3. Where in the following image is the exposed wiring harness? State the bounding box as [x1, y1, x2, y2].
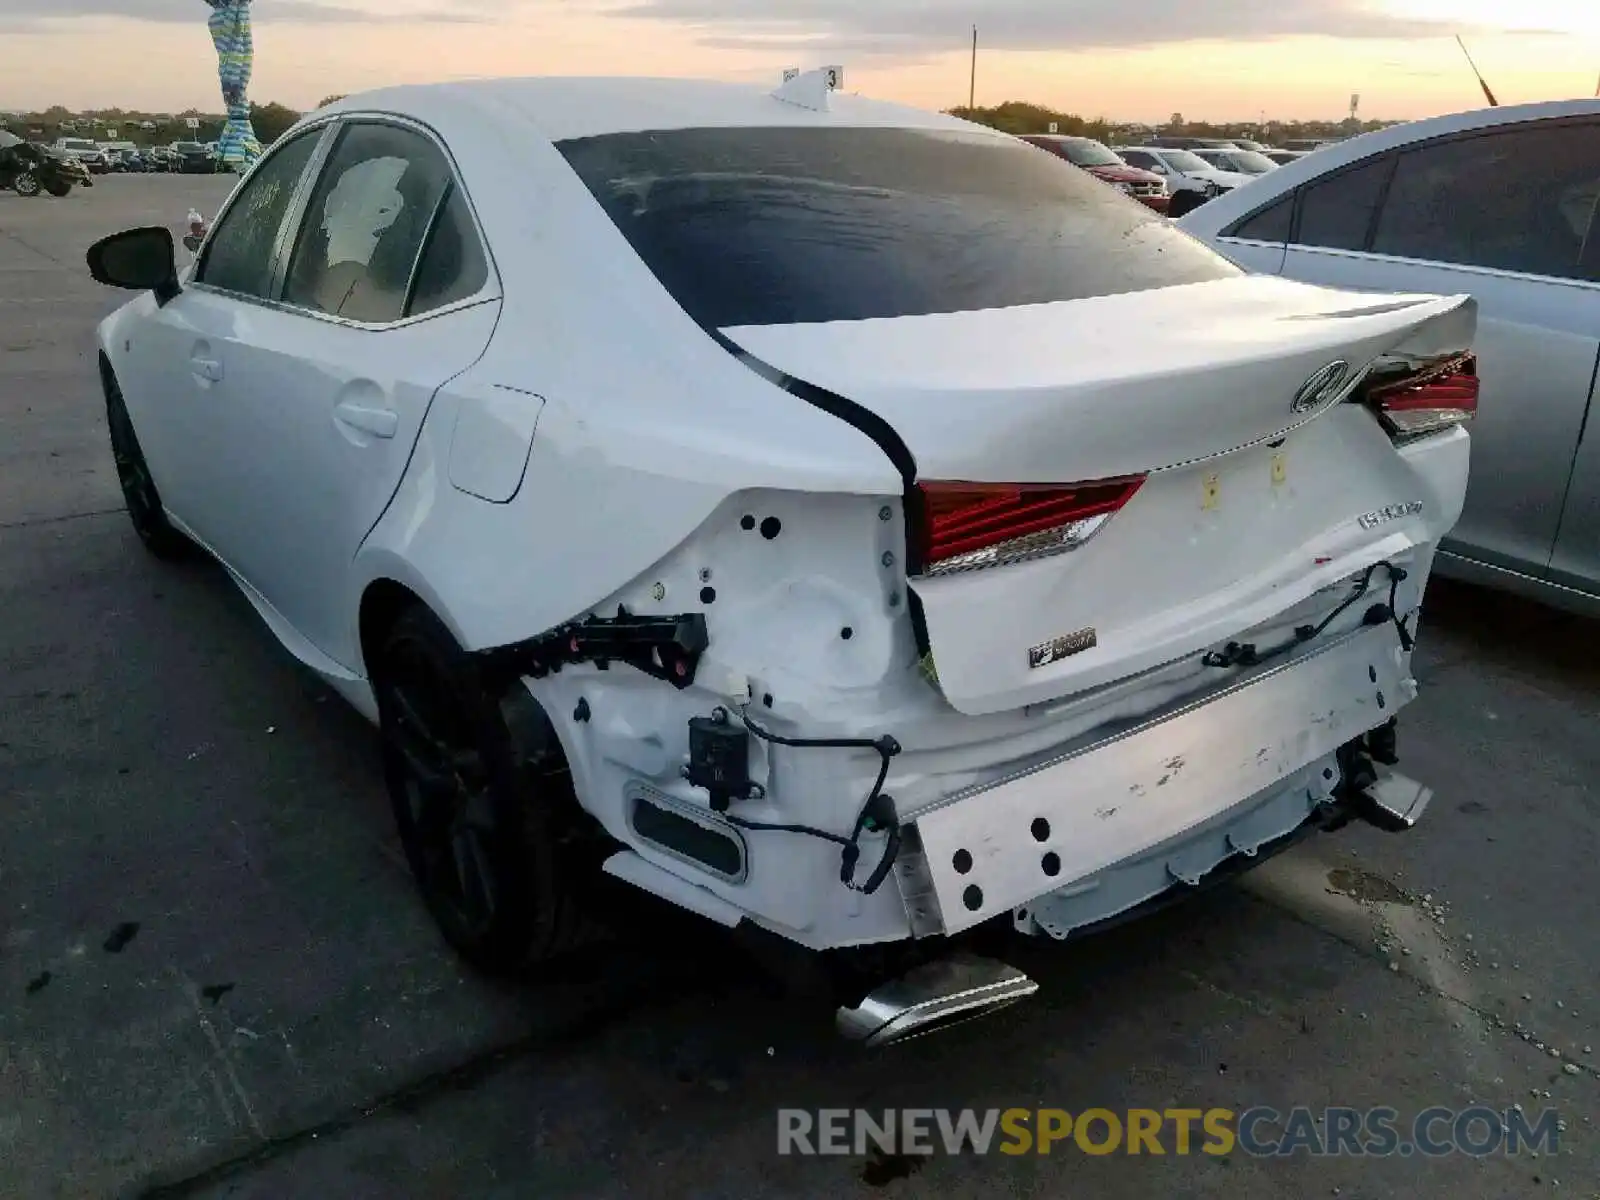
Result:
[1203, 560, 1416, 671]
[709, 707, 905, 896]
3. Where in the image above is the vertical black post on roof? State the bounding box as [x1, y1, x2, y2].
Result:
[969, 26, 977, 112]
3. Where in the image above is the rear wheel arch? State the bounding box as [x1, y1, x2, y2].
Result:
[359, 578, 427, 684]
[359, 579, 569, 770]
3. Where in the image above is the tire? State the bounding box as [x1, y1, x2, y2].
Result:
[104, 372, 192, 560]
[1167, 189, 1209, 219]
[44, 180, 71, 197]
[13, 170, 40, 197]
[374, 604, 591, 977]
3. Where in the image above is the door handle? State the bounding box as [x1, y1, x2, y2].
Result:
[333, 402, 398, 439]
[190, 357, 223, 382]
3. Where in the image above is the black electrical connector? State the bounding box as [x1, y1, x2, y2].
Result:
[681, 706, 905, 896]
[686, 710, 754, 813]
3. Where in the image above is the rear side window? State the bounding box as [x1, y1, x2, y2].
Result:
[408, 185, 490, 316]
[1371, 121, 1600, 280]
[557, 126, 1237, 329]
[283, 122, 455, 324]
[1228, 194, 1293, 243]
[1295, 155, 1395, 252]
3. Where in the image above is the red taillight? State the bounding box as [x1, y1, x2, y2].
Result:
[914, 477, 1145, 578]
[1364, 352, 1479, 440]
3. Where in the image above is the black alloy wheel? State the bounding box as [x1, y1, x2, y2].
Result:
[375, 605, 589, 977]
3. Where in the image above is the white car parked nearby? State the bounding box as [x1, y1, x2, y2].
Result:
[1115, 146, 1253, 197]
[1179, 99, 1600, 616]
[87, 73, 1475, 1045]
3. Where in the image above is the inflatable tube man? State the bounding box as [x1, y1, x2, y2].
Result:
[206, 0, 263, 172]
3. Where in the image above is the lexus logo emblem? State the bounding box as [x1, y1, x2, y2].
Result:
[1291, 360, 1351, 415]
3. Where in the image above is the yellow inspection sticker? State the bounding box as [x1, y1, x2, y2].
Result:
[1202, 473, 1221, 510]
[1271, 451, 1287, 486]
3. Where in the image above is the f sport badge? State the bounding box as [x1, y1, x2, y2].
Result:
[1029, 628, 1098, 669]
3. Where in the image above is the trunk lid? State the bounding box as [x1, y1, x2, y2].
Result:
[722, 275, 1472, 484]
[722, 275, 1476, 716]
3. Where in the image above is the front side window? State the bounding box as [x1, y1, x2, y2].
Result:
[1294, 155, 1395, 252]
[1371, 121, 1600, 280]
[196, 128, 321, 298]
[558, 126, 1237, 329]
[282, 122, 456, 323]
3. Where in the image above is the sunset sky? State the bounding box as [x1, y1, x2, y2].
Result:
[4, 0, 1600, 122]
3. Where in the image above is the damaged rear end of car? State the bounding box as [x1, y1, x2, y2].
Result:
[373, 102, 1478, 1044]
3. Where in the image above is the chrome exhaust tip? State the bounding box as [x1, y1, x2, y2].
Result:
[1350, 768, 1432, 833]
[836, 954, 1039, 1048]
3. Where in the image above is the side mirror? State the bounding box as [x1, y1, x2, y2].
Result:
[86, 226, 180, 306]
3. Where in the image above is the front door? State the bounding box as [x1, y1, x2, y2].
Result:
[120, 124, 329, 551]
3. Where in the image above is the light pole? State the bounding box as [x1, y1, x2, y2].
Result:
[969, 26, 977, 111]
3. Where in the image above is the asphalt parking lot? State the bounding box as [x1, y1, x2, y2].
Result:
[2, 174, 1598, 1200]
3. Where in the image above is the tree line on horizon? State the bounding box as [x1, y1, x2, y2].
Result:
[6, 96, 1397, 150]
[948, 100, 1401, 144]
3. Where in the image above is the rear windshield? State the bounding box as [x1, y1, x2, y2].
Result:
[557, 126, 1236, 329]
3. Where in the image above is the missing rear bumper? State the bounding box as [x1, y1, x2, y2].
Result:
[897, 622, 1413, 938]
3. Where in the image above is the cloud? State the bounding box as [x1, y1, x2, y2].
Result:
[0, 0, 489, 29]
[613, 0, 1488, 55]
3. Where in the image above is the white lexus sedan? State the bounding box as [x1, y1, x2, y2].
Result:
[88, 73, 1477, 1044]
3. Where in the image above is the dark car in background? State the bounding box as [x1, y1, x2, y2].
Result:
[172, 141, 218, 174]
[1020, 135, 1170, 212]
[0, 131, 93, 196]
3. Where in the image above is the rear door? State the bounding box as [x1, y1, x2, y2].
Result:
[188, 117, 500, 669]
[1550, 372, 1600, 596]
[1273, 120, 1600, 577]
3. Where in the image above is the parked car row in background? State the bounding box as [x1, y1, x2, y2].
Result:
[47, 136, 233, 174]
[1016, 131, 1330, 218]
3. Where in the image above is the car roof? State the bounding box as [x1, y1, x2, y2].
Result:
[1180, 98, 1600, 233]
[318, 76, 986, 143]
